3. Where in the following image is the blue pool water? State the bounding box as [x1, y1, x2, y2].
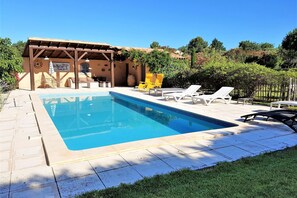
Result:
[41, 92, 236, 150]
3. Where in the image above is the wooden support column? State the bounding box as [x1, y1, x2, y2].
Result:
[29, 47, 35, 91]
[74, 50, 79, 89]
[110, 52, 115, 87]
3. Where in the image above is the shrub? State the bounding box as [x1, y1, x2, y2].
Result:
[0, 38, 23, 89]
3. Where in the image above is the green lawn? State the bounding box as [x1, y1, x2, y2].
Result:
[80, 146, 297, 198]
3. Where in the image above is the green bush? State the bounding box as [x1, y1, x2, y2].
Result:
[0, 38, 23, 89]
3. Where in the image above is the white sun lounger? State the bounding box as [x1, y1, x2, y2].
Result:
[163, 85, 201, 101]
[270, 101, 297, 110]
[149, 88, 185, 97]
[192, 86, 234, 105]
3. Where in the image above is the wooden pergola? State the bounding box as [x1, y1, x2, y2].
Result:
[22, 38, 117, 90]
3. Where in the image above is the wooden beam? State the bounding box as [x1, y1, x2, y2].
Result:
[111, 53, 115, 87]
[29, 47, 35, 91]
[78, 52, 87, 61]
[29, 45, 114, 53]
[56, 50, 64, 58]
[60, 72, 69, 81]
[74, 50, 79, 89]
[18, 72, 29, 82]
[101, 53, 110, 61]
[29, 45, 75, 51]
[33, 49, 45, 60]
[63, 50, 74, 60]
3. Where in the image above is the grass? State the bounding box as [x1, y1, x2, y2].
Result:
[79, 146, 297, 198]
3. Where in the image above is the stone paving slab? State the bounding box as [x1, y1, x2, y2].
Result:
[172, 141, 211, 154]
[98, 166, 143, 188]
[195, 138, 231, 149]
[147, 145, 185, 159]
[89, 155, 129, 173]
[273, 134, 297, 147]
[10, 166, 55, 192]
[57, 174, 105, 198]
[214, 146, 254, 161]
[13, 155, 46, 170]
[218, 135, 250, 146]
[9, 183, 60, 198]
[0, 172, 10, 194]
[0, 193, 8, 198]
[0, 160, 11, 173]
[162, 155, 206, 171]
[53, 161, 95, 182]
[132, 159, 174, 178]
[120, 150, 159, 165]
[254, 138, 288, 151]
[187, 150, 229, 167]
[234, 142, 272, 156]
[236, 129, 293, 141]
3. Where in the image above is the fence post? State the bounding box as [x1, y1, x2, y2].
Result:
[292, 78, 297, 101]
[288, 78, 292, 101]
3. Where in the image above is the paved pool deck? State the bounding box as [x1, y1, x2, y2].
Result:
[1, 87, 297, 198]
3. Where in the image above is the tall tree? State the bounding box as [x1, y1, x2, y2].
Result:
[280, 28, 297, 68]
[210, 38, 226, 51]
[188, 36, 208, 67]
[0, 38, 23, 89]
[188, 36, 208, 53]
[282, 28, 297, 51]
[150, 41, 160, 49]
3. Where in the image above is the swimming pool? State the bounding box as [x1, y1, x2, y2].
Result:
[41, 92, 236, 150]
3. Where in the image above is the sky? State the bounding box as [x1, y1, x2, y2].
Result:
[0, 0, 296, 50]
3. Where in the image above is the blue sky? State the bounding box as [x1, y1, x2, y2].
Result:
[0, 0, 296, 49]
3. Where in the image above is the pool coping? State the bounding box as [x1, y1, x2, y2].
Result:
[30, 92, 260, 166]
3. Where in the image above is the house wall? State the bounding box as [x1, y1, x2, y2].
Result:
[19, 58, 142, 89]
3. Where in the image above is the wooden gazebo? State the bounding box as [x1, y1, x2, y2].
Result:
[22, 38, 117, 90]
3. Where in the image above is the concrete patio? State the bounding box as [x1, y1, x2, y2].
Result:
[1, 87, 297, 198]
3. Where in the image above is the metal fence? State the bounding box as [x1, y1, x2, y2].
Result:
[253, 78, 297, 102]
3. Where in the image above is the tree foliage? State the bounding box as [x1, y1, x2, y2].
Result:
[210, 38, 226, 51]
[150, 41, 160, 49]
[145, 50, 171, 73]
[260, 42, 274, 50]
[12, 40, 26, 56]
[282, 28, 297, 51]
[239, 40, 274, 51]
[188, 36, 208, 52]
[239, 40, 261, 51]
[280, 28, 297, 68]
[0, 38, 23, 90]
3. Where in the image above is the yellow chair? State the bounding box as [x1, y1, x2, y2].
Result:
[145, 73, 164, 91]
[138, 73, 155, 90]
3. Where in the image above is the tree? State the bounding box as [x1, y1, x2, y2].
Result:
[260, 42, 274, 50]
[0, 38, 23, 90]
[188, 36, 208, 53]
[150, 41, 160, 49]
[280, 28, 297, 68]
[12, 40, 26, 56]
[239, 40, 260, 51]
[145, 50, 171, 73]
[282, 28, 297, 51]
[210, 38, 226, 51]
[190, 48, 196, 67]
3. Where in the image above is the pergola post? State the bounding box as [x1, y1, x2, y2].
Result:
[74, 50, 79, 89]
[110, 52, 115, 87]
[29, 47, 35, 91]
